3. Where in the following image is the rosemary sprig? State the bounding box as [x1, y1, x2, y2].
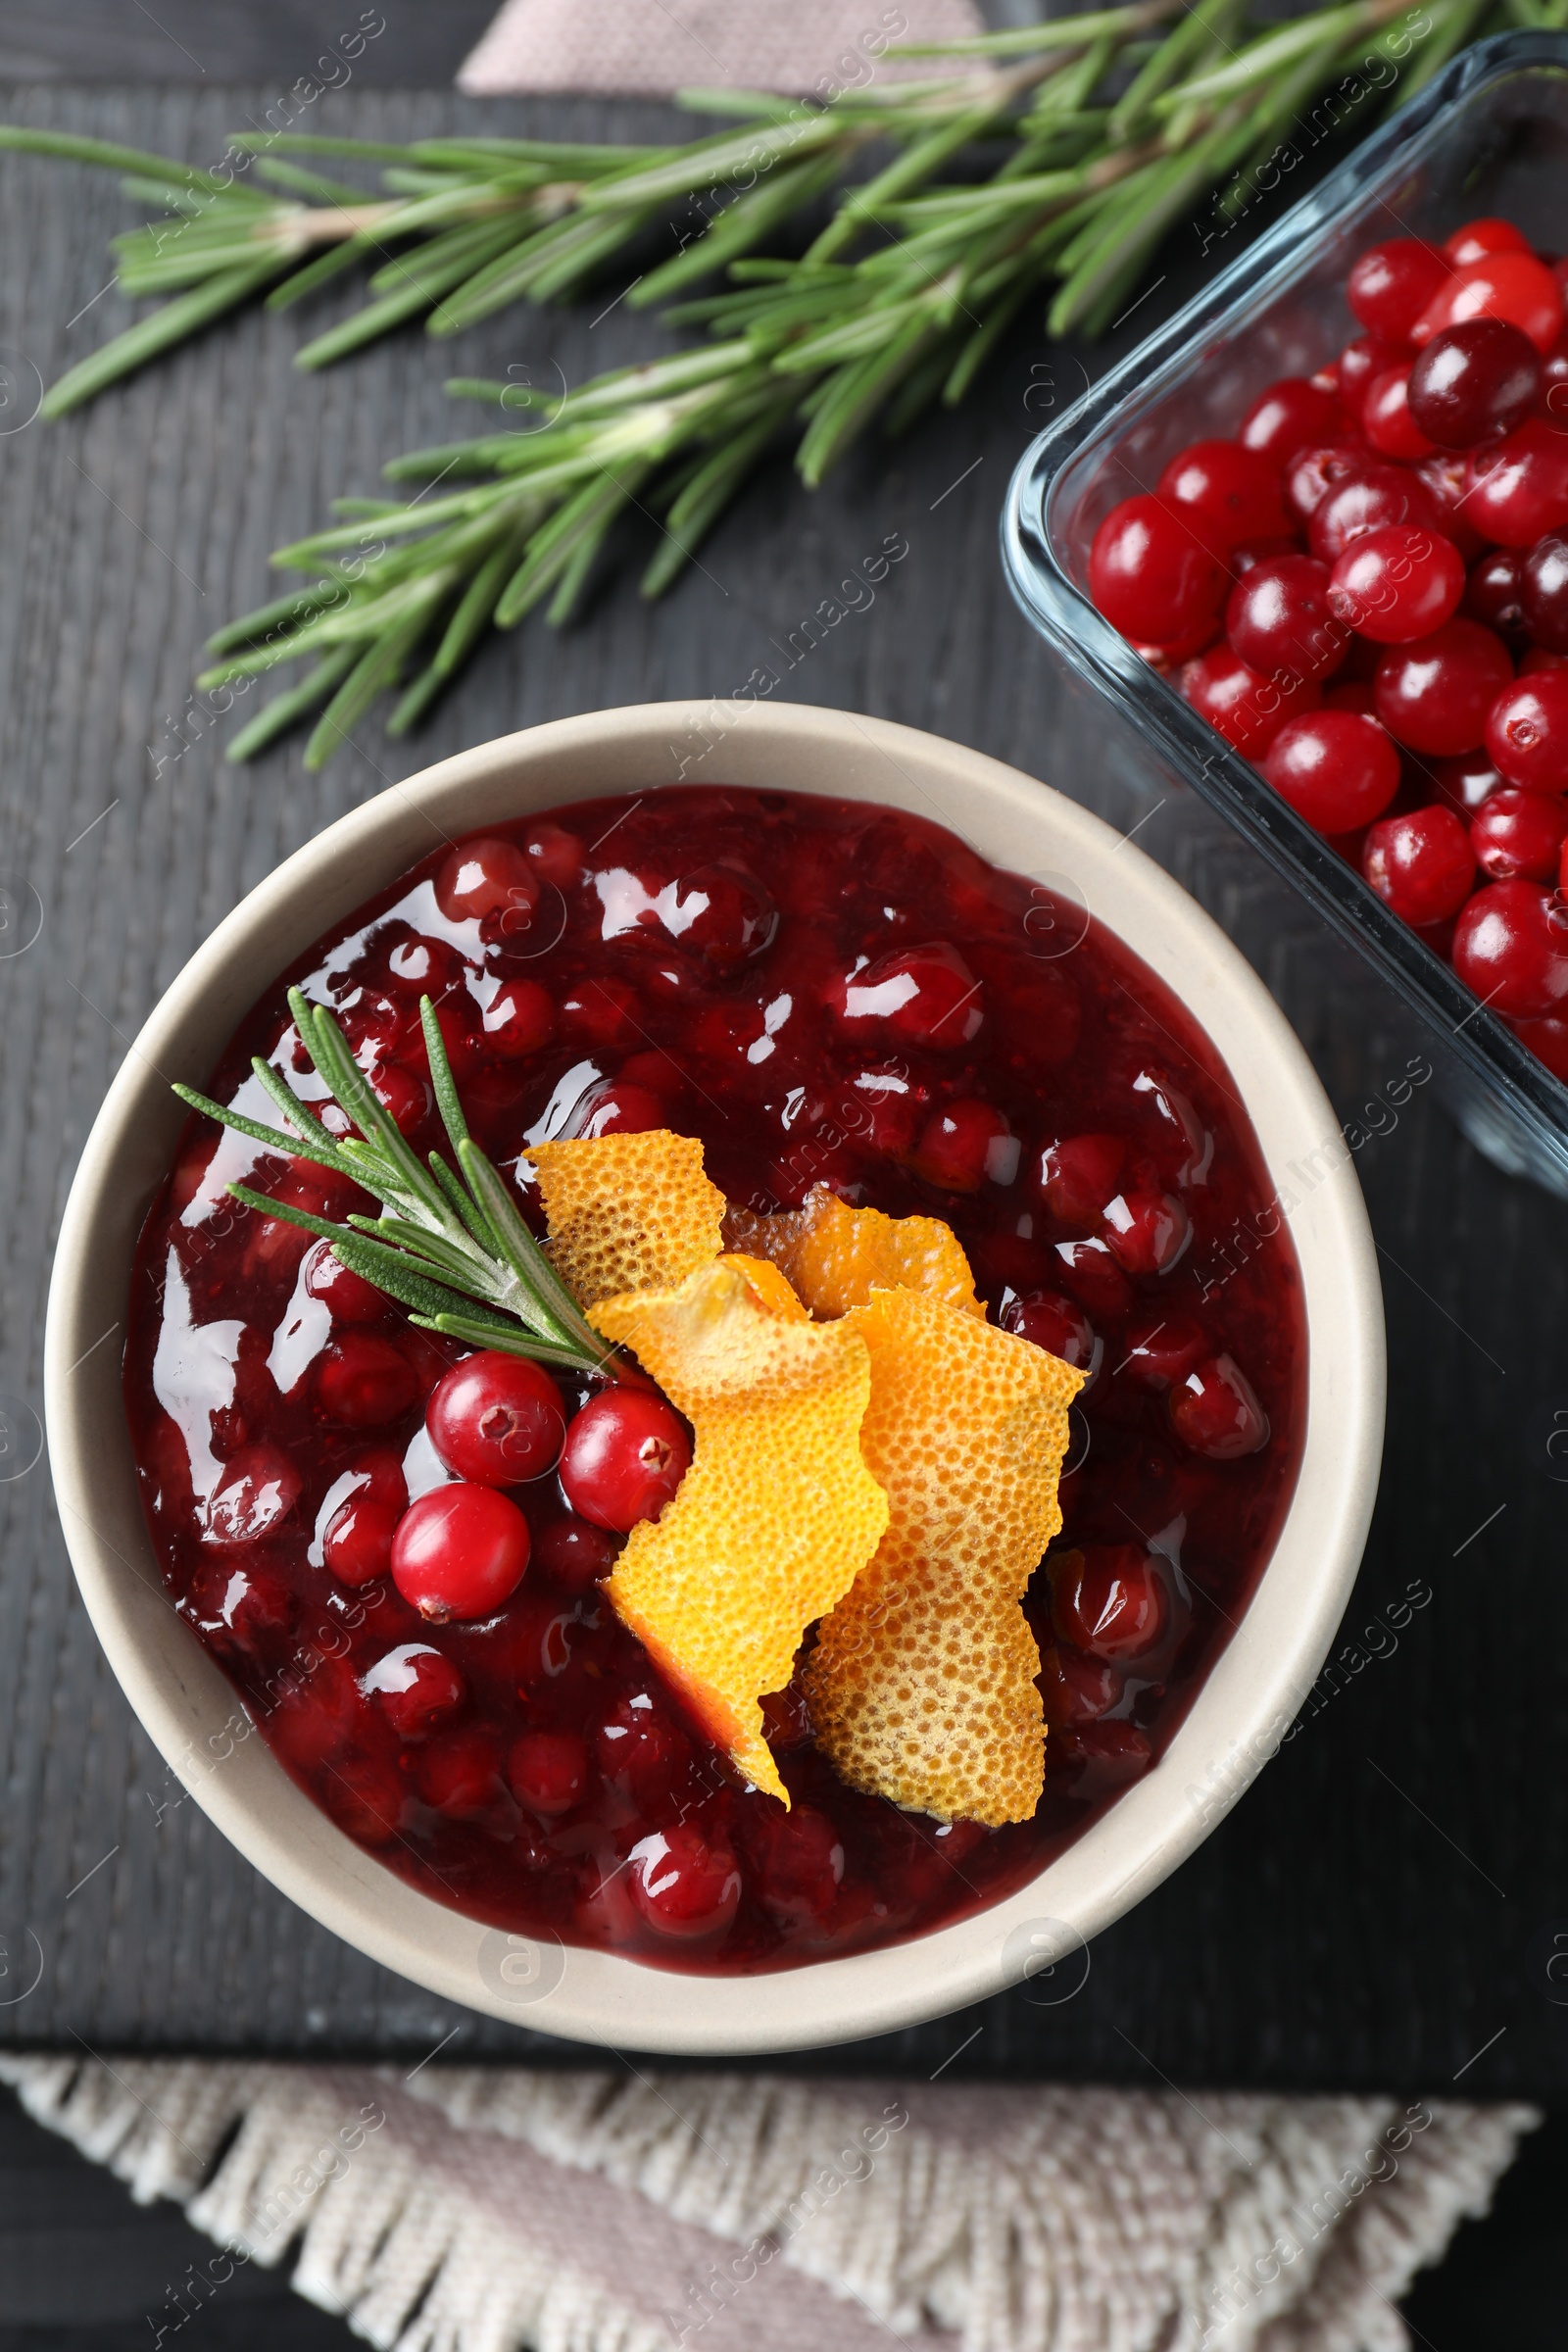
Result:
[202, 0, 1492, 765]
[172, 986, 617, 1379]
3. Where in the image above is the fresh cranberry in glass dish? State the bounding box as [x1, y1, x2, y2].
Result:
[1348, 239, 1451, 343]
[1453, 879, 1568, 1016]
[1514, 1008, 1568, 1078]
[1284, 437, 1370, 525]
[508, 1728, 590, 1816]
[1169, 1354, 1270, 1459]
[1487, 670, 1568, 790]
[560, 1389, 692, 1534]
[1337, 337, 1408, 413]
[1155, 440, 1291, 558]
[1049, 1543, 1171, 1667]
[1471, 787, 1568, 882]
[1520, 532, 1568, 651]
[391, 1483, 531, 1621]
[1431, 747, 1506, 816]
[531, 1513, 619, 1592]
[1261, 710, 1399, 832]
[1238, 376, 1344, 460]
[426, 1350, 564, 1486]
[1413, 251, 1565, 355]
[1225, 555, 1347, 682]
[1361, 366, 1436, 461]
[629, 1825, 743, 1941]
[1372, 619, 1514, 755]
[1523, 646, 1568, 674]
[126, 786, 1310, 1975]
[1363, 806, 1476, 924]
[836, 939, 983, 1048]
[1446, 216, 1534, 268]
[1088, 495, 1227, 650]
[1411, 449, 1488, 563]
[1463, 548, 1528, 642]
[362, 1644, 466, 1739]
[1465, 419, 1568, 546]
[1307, 463, 1444, 564]
[1406, 318, 1542, 449]
[1181, 643, 1320, 756]
[1327, 525, 1464, 643]
[434, 836, 539, 932]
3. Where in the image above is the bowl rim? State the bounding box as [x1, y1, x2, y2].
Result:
[44, 699, 1385, 2054]
[1001, 28, 1568, 1191]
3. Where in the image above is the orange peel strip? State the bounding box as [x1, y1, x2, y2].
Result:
[590, 1260, 889, 1804]
[723, 1185, 982, 1320]
[804, 1292, 1083, 1827]
[524, 1129, 725, 1309]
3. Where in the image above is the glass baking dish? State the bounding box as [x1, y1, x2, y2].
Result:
[1004, 30, 1568, 1196]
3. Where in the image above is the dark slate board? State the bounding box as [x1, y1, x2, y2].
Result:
[0, 82, 1562, 2100]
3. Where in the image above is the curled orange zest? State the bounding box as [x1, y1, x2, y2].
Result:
[590, 1259, 889, 1804]
[524, 1129, 725, 1308]
[723, 1185, 982, 1320]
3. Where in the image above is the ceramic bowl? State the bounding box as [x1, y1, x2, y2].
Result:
[45, 701, 1385, 2053]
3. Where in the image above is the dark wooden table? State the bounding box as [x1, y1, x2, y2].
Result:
[0, 19, 1563, 2122]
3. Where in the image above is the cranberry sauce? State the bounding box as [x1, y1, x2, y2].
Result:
[124, 787, 1306, 1974]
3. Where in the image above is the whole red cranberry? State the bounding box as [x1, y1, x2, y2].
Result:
[749, 1804, 845, 1926]
[1327, 526, 1465, 643]
[1412, 448, 1488, 561]
[1049, 1544, 1170, 1665]
[301, 1240, 388, 1326]
[531, 1513, 619, 1592]
[1102, 1184, 1189, 1276]
[1118, 1312, 1207, 1388]
[1486, 671, 1568, 790]
[1363, 807, 1476, 924]
[434, 837, 539, 929]
[1262, 710, 1400, 832]
[1169, 1354, 1271, 1458]
[322, 1488, 404, 1587]
[508, 1729, 590, 1815]
[314, 1333, 419, 1428]
[1348, 239, 1450, 343]
[1051, 1237, 1134, 1318]
[203, 1443, 301, 1546]
[1337, 337, 1408, 411]
[1520, 532, 1568, 651]
[1465, 418, 1568, 545]
[426, 1351, 564, 1486]
[1407, 317, 1543, 448]
[628, 1824, 741, 1940]
[560, 1389, 692, 1533]
[187, 1559, 295, 1654]
[1000, 1291, 1099, 1378]
[1512, 1010, 1568, 1078]
[417, 1724, 507, 1818]
[391, 1483, 531, 1621]
[1372, 618, 1514, 755]
[1284, 436, 1371, 524]
[1155, 439, 1291, 558]
[1452, 880, 1568, 1017]
[521, 820, 584, 888]
[662, 865, 778, 970]
[1413, 250, 1564, 355]
[1362, 365, 1436, 461]
[597, 1692, 691, 1806]
[1181, 642, 1321, 756]
[837, 941, 984, 1048]
[362, 1643, 466, 1739]
[1463, 548, 1528, 640]
[1038, 1644, 1125, 1728]
[1225, 555, 1348, 683]
[565, 1077, 668, 1139]
[1446, 217, 1533, 268]
[479, 977, 555, 1059]
[1088, 494, 1227, 647]
[911, 1100, 1014, 1192]
[1431, 747, 1506, 816]
[1238, 376, 1345, 460]
[1471, 787, 1568, 882]
[1039, 1133, 1124, 1227]
[1307, 464, 1444, 564]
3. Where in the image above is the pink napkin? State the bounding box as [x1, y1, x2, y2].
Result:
[457, 0, 987, 98]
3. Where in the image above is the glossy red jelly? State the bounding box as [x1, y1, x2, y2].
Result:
[125, 789, 1306, 1975]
